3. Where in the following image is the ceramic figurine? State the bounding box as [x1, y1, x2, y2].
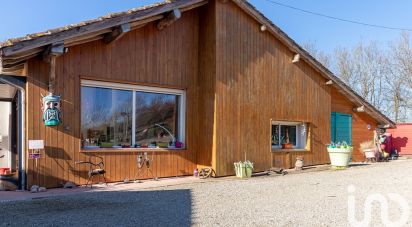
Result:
[41, 93, 61, 126]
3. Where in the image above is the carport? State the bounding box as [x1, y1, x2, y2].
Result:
[0, 75, 25, 190]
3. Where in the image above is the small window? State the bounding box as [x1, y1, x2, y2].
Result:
[272, 121, 307, 150]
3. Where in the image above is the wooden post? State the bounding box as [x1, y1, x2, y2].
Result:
[43, 43, 66, 94]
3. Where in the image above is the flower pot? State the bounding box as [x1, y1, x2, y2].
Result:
[234, 161, 253, 178]
[282, 143, 293, 149]
[327, 147, 352, 168]
[363, 149, 376, 159]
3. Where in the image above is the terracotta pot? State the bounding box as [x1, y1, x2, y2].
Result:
[282, 143, 293, 149]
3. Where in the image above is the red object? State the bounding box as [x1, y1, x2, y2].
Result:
[0, 168, 10, 175]
[384, 132, 392, 153]
[388, 124, 412, 155]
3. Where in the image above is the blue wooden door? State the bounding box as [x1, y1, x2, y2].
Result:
[331, 112, 352, 145]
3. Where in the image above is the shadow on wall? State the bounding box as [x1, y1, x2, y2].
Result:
[392, 137, 408, 154]
[0, 189, 193, 226]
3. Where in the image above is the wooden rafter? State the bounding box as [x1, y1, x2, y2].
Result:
[103, 23, 131, 44]
[157, 9, 182, 30]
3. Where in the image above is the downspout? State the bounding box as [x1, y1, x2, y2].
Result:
[17, 88, 25, 190]
[0, 75, 25, 190]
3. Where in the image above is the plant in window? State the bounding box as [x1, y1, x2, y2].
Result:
[281, 128, 293, 149]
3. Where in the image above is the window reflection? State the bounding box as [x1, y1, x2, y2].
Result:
[81, 87, 133, 148]
[135, 92, 178, 148]
[281, 125, 297, 146]
[272, 125, 280, 146]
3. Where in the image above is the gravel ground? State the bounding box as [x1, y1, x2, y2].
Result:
[1, 160, 412, 227]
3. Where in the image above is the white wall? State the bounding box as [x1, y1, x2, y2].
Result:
[0, 101, 11, 168]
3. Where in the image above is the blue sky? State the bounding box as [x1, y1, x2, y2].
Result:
[1, 0, 411, 55]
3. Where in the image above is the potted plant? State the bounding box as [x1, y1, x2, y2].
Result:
[360, 140, 377, 161]
[234, 160, 254, 178]
[281, 130, 293, 149]
[327, 142, 353, 168]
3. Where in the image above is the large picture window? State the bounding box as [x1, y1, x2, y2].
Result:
[272, 121, 307, 150]
[81, 80, 185, 149]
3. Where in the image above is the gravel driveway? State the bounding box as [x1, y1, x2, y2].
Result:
[1, 160, 412, 226]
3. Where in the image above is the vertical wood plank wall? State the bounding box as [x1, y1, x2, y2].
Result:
[26, 10, 200, 188]
[23, 1, 384, 187]
[196, 1, 217, 170]
[213, 1, 332, 174]
[331, 88, 378, 161]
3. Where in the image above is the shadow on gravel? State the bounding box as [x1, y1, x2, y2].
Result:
[0, 189, 192, 227]
[349, 163, 371, 167]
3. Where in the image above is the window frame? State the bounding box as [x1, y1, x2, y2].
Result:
[81, 80, 186, 149]
[271, 121, 307, 151]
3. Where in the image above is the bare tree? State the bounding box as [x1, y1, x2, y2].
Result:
[387, 32, 412, 122]
[334, 47, 356, 88]
[302, 41, 331, 69]
[301, 34, 412, 122]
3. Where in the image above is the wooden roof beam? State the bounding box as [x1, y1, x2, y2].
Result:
[43, 42, 67, 63]
[292, 53, 300, 63]
[353, 106, 365, 113]
[157, 9, 181, 30]
[103, 23, 131, 44]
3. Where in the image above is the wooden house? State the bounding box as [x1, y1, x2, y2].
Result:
[0, 0, 394, 189]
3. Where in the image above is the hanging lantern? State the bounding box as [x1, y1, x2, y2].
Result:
[41, 93, 61, 126]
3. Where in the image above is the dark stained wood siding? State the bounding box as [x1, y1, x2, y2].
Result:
[26, 10, 200, 188]
[331, 88, 378, 162]
[213, 1, 331, 174]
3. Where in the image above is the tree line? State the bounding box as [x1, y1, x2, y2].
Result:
[303, 32, 412, 123]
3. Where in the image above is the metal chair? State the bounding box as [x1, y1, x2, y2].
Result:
[75, 155, 108, 188]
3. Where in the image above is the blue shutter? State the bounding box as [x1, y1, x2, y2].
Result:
[331, 112, 352, 145]
[331, 112, 336, 143]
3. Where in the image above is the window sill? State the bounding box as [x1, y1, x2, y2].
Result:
[272, 148, 308, 153]
[80, 148, 187, 153]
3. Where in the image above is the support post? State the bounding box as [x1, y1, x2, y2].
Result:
[43, 43, 66, 94]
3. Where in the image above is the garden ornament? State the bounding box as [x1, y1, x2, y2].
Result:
[41, 93, 61, 126]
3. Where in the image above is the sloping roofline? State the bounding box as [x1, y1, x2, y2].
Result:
[231, 0, 395, 128]
[0, 0, 395, 127]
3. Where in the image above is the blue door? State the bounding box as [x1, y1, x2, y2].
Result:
[331, 112, 352, 145]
